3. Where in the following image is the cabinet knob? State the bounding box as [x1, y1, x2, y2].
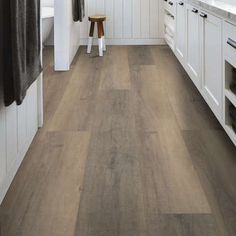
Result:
[192, 8, 198, 13]
[164, 0, 167, 2]
[200, 12, 207, 18]
[168, 1, 174, 5]
[179, 2, 184, 5]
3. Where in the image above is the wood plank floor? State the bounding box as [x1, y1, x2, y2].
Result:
[0, 46, 236, 236]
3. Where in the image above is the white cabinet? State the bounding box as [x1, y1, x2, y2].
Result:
[175, 1, 186, 64]
[186, 4, 201, 88]
[200, 12, 223, 118]
[174, 2, 236, 145]
[185, 6, 223, 117]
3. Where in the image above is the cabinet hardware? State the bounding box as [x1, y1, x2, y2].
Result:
[179, 2, 184, 5]
[164, 0, 167, 2]
[168, 1, 174, 5]
[200, 13, 207, 18]
[227, 38, 236, 50]
[192, 8, 198, 13]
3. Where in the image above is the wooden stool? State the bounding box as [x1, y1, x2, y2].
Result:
[87, 15, 106, 57]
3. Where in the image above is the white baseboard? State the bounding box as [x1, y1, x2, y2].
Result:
[80, 38, 166, 46]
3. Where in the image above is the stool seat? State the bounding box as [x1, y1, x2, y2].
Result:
[89, 15, 106, 22]
[87, 15, 106, 57]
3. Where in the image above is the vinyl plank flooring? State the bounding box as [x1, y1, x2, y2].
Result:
[130, 65, 177, 132]
[75, 164, 146, 234]
[1, 46, 236, 236]
[157, 214, 221, 236]
[1, 131, 90, 236]
[128, 45, 155, 66]
[99, 46, 131, 90]
[48, 50, 102, 132]
[182, 130, 236, 236]
[151, 46, 201, 102]
[74, 88, 147, 234]
[137, 130, 211, 214]
[42, 46, 54, 70]
[151, 46, 221, 130]
[169, 95, 221, 130]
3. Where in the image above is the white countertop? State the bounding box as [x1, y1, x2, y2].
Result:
[186, 0, 236, 23]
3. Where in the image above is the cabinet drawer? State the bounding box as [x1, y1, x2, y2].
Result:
[163, 0, 175, 16]
[224, 21, 236, 67]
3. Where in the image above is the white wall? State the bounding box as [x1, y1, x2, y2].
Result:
[54, 0, 80, 71]
[41, 0, 54, 7]
[80, 0, 165, 45]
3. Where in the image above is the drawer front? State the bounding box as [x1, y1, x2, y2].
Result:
[163, 0, 175, 16]
[224, 21, 236, 67]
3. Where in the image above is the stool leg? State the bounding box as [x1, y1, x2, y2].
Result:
[97, 22, 103, 57]
[101, 23, 106, 51]
[87, 22, 95, 54]
[87, 37, 93, 54]
[102, 37, 106, 52]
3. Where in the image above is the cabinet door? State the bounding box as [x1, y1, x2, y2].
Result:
[175, 1, 186, 64]
[186, 4, 201, 88]
[200, 12, 223, 118]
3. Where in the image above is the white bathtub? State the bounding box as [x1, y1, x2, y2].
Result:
[42, 7, 54, 43]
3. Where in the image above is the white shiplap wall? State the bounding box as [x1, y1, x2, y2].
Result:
[80, 0, 165, 45]
[54, 0, 81, 70]
[0, 79, 40, 204]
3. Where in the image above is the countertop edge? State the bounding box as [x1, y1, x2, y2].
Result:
[185, 0, 236, 23]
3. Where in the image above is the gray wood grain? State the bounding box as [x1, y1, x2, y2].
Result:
[0, 46, 235, 236]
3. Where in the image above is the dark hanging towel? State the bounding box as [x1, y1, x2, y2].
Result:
[0, 0, 4, 99]
[2, 0, 42, 106]
[72, 0, 85, 22]
[1, 0, 14, 105]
